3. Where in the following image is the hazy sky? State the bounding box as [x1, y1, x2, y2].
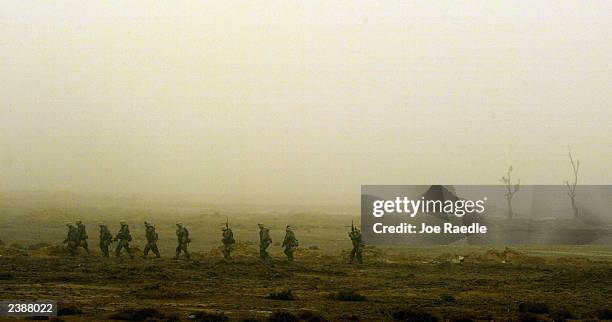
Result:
[1, 1, 610, 205]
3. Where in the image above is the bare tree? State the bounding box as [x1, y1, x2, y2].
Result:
[501, 166, 520, 219]
[565, 150, 580, 219]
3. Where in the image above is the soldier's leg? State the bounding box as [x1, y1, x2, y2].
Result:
[263, 247, 271, 262]
[356, 248, 363, 264]
[102, 244, 109, 257]
[286, 249, 294, 262]
[152, 244, 160, 258]
[350, 247, 356, 263]
[143, 243, 150, 257]
[125, 243, 133, 259]
[174, 244, 181, 259]
[183, 243, 190, 259]
[115, 241, 123, 257]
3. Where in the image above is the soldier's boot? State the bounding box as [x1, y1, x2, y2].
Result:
[126, 246, 134, 259]
[153, 247, 161, 258]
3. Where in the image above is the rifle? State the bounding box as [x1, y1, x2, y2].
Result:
[351, 220, 355, 233]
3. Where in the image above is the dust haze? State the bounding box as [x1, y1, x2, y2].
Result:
[1, 1, 611, 206]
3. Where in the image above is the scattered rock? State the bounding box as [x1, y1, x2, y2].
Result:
[188, 310, 229, 322]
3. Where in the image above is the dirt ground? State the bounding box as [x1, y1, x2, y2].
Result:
[1, 203, 611, 321]
[1, 242, 611, 322]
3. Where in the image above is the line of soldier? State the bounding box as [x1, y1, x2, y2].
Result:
[64, 220, 365, 264]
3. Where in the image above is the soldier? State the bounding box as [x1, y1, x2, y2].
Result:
[258, 223, 272, 262]
[348, 221, 364, 264]
[114, 220, 134, 258]
[221, 219, 235, 259]
[63, 223, 78, 256]
[281, 225, 299, 262]
[143, 221, 161, 258]
[75, 220, 90, 255]
[174, 223, 191, 260]
[98, 223, 113, 257]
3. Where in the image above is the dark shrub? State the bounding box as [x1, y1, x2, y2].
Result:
[299, 310, 328, 322]
[328, 290, 367, 302]
[518, 302, 549, 314]
[439, 293, 456, 302]
[517, 313, 546, 322]
[189, 311, 229, 322]
[597, 308, 612, 319]
[109, 308, 164, 321]
[391, 308, 438, 322]
[0, 272, 14, 280]
[550, 307, 574, 321]
[57, 303, 82, 316]
[268, 311, 299, 322]
[267, 289, 295, 300]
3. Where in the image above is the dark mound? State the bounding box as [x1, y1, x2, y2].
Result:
[109, 308, 164, 321]
[328, 290, 367, 302]
[268, 311, 298, 322]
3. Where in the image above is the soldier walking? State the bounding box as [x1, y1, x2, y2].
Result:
[258, 223, 272, 262]
[63, 223, 78, 256]
[282, 225, 299, 262]
[143, 222, 161, 258]
[114, 220, 134, 258]
[174, 223, 191, 260]
[221, 219, 235, 259]
[98, 223, 113, 257]
[348, 221, 364, 264]
[75, 220, 90, 255]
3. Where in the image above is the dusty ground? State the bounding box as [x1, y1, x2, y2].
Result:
[1, 201, 611, 321]
[1, 243, 611, 322]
